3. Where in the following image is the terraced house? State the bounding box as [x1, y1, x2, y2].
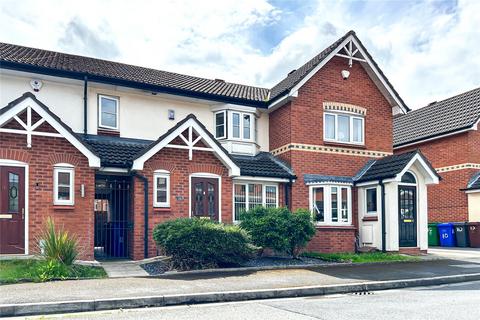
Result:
[0, 31, 439, 261]
[394, 88, 480, 223]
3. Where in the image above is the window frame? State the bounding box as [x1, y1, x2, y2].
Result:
[98, 94, 120, 130]
[214, 110, 227, 139]
[53, 164, 74, 206]
[323, 112, 364, 145]
[233, 182, 278, 222]
[153, 170, 171, 208]
[365, 187, 378, 215]
[309, 184, 352, 226]
[229, 111, 255, 142]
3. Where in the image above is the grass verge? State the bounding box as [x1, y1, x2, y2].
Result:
[0, 259, 106, 284]
[301, 252, 420, 263]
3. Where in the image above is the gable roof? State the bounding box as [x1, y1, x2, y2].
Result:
[394, 87, 480, 148]
[0, 42, 269, 107]
[355, 150, 440, 184]
[1, 30, 407, 111]
[269, 31, 409, 113]
[0, 92, 101, 167]
[232, 152, 295, 179]
[464, 171, 480, 191]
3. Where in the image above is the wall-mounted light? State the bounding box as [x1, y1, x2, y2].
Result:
[80, 184, 85, 198]
[341, 70, 350, 80]
[168, 109, 175, 120]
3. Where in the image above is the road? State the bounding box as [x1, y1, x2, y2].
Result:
[15, 280, 480, 320]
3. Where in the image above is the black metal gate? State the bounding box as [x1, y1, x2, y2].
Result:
[94, 175, 133, 259]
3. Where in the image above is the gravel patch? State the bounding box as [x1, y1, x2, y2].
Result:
[141, 256, 330, 275]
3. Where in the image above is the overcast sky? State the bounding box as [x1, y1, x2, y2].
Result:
[1, 0, 479, 109]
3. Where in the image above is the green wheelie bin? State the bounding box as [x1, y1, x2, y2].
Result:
[428, 223, 440, 246]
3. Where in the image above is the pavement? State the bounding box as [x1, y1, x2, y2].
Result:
[100, 260, 148, 278]
[1, 247, 480, 317]
[15, 280, 480, 320]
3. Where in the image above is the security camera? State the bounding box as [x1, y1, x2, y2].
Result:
[341, 70, 350, 80]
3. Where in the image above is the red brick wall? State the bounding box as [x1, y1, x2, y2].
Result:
[269, 57, 394, 252]
[131, 147, 234, 260]
[395, 131, 476, 222]
[0, 133, 95, 260]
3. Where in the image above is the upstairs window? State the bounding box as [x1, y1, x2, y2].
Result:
[98, 95, 119, 130]
[53, 164, 74, 205]
[214, 110, 255, 141]
[324, 112, 364, 145]
[310, 185, 351, 225]
[215, 111, 226, 139]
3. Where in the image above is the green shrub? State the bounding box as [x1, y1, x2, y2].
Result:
[153, 218, 253, 270]
[36, 259, 69, 282]
[240, 207, 315, 258]
[38, 217, 79, 266]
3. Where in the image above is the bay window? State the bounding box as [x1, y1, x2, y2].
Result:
[234, 183, 278, 221]
[324, 112, 364, 144]
[310, 185, 351, 225]
[213, 110, 255, 141]
[215, 111, 226, 139]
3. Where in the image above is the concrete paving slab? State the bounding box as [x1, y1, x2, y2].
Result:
[100, 260, 149, 278]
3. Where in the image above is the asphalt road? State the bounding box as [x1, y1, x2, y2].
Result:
[15, 280, 480, 320]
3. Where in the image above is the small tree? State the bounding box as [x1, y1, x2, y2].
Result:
[240, 207, 315, 258]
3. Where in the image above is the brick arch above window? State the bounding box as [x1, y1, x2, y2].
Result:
[48, 153, 80, 167]
[0, 149, 32, 163]
[323, 102, 367, 116]
[145, 160, 176, 173]
[188, 163, 226, 176]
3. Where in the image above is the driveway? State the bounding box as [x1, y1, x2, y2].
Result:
[428, 247, 480, 262]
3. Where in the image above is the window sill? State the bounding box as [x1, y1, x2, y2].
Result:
[362, 215, 378, 221]
[323, 141, 366, 149]
[153, 207, 171, 213]
[314, 225, 356, 230]
[53, 205, 75, 211]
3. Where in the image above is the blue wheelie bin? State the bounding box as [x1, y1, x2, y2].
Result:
[438, 223, 456, 247]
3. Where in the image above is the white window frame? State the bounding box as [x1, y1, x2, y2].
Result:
[229, 111, 255, 142]
[309, 184, 352, 226]
[323, 112, 364, 145]
[53, 163, 74, 206]
[365, 187, 378, 215]
[233, 182, 278, 222]
[98, 94, 119, 130]
[153, 170, 170, 208]
[214, 110, 227, 139]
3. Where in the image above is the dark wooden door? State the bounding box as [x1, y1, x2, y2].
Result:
[191, 177, 219, 221]
[398, 185, 417, 247]
[0, 166, 25, 254]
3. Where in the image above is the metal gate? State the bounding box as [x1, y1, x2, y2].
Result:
[94, 175, 133, 259]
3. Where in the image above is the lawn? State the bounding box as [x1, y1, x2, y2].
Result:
[301, 252, 420, 263]
[0, 259, 106, 284]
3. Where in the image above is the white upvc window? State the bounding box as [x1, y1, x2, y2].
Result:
[233, 183, 278, 221]
[153, 170, 170, 208]
[230, 111, 254, 141]
[98, 95, 119, 130]
[324, 112, 364, 145]
[365, 187, 378, 215]
[53, 164, 74, 206]
[214, 111, 226, 139]
[309, 185, 352, 225]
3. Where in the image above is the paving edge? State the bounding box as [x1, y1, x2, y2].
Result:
[2, 273, 480, 317]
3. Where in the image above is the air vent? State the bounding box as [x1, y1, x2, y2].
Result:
[288, 69, 297, 76]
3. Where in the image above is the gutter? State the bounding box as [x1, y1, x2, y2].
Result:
[132, 172, 149, 259]
[380, 180, 386, 252]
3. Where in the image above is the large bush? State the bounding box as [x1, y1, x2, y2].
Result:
[240, 207, 315, 258]
[38, 217, 79, 266]
[153, 218, 253, 270]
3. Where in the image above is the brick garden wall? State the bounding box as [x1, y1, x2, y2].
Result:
[0, 132, 95, 260]
[270, 56, 394, 252]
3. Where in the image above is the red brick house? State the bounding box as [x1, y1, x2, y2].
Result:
[394, 88, 480, 223]
[0, 31, 439, 261]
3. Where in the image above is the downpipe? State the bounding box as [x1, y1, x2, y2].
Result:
[133, 172, 149, 259]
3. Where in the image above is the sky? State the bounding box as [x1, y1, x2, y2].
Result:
[1, 0, 479, 109]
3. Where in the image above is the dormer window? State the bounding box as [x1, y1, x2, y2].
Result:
[324, 112, 364, 145]
[98, 95, 119, 130]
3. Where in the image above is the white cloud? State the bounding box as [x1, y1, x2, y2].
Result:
[1, 0, 479, 108]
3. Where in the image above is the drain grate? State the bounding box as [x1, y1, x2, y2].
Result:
[350, 291, 374, 295]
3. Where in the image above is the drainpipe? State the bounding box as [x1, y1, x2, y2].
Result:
[83, 76, 88, 135]
[133, 173, 149, 259]
[284, 180, 291, 209]
[380, 181, 386, 252]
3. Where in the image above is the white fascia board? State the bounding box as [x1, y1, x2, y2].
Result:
[211, 104, 261, 116]
[0, 97, 101, 167]
[131, 118, 241, 176]
[394, 154, 440, 185]
[465, 189, 480, 194]
[355, 181, 380, 187]
[393, 127, 475, 150]
[233, 176, 290, 183]
[99, 167, 130, 173]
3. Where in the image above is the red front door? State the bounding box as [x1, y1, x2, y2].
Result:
[191, 177, 219, 221]
[0, 166, 25, 254]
